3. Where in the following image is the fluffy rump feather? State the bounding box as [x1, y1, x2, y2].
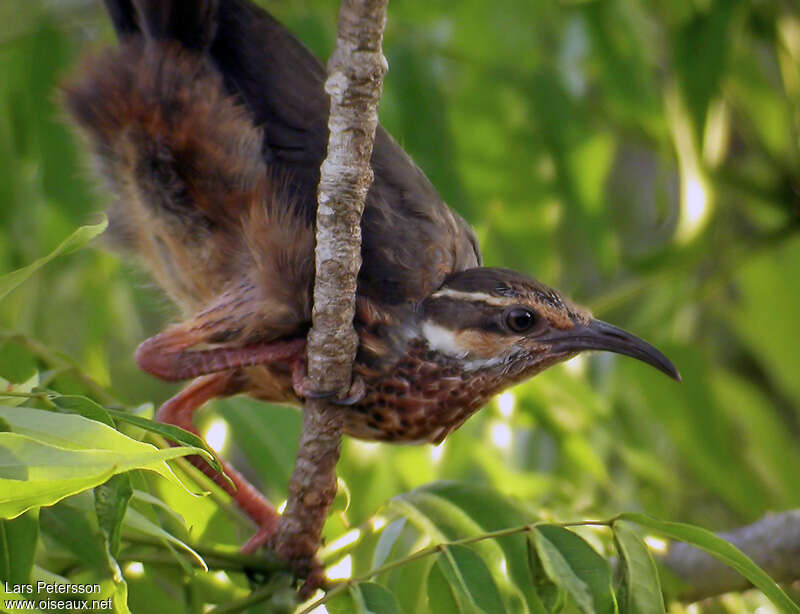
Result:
[63, 40, 313, 341]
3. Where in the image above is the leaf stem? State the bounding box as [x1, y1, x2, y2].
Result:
[298, 518, 615, 613]
[205, 573, 295, 614]
[120, 533, 287, 574]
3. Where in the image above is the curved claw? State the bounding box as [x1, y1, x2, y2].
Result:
[304, 376, 366, 406]
[331, 375, 366, 406]
[303, 388, 337, 400]
[292, 362, 366, 406]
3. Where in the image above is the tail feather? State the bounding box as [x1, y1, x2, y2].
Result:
[64, 41, 264, 230]
[63, 41, 313, 331]
[103, 0, 219, 51]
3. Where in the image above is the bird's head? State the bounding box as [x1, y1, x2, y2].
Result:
[417, 267, 680, 382]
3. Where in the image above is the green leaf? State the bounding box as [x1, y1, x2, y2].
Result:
[391, 482, 539, 613]
[671, 0, 741, 142]
[105, 408, 225, 475]
[0, 433, 202, 519]
[619, 513, 799, 613]
[428, 553, 464, 613]
[123, 507, 207, 571]
[430, 544, 506, 613]
[0, 509, 39, 584]
[46, 395, 226, 478]
[532, 526, 617, 614]
[103, 546, 130, 614]
[40, 496, 109, 567]
[386, 547, 437, 614]
[372, 517, 406, 570]
[356, 582, 403, 614]
[612, 521, 665, 614]
[130, 489, 189, 528]
[52, 394, 114, 427]
[39, 496, 130, 614]
[0, 406, 209, 471]
[327, 582, 403, 614]
[527, 535, 565, 613]
[0, 407, 208, 517]
[0, 217, 107, 302]
[94, 473, 133, 557]
[532, 530, 593, 613]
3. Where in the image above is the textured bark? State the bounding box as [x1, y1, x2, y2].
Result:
[307, 0, 389, 393]
[661, 510, 800, 602]
[272, 397, 345, 573]
[273, 0, 389, 576]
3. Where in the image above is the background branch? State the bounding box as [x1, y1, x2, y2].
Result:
[272, 0, 389, 579]
[661, 510, 800, 602]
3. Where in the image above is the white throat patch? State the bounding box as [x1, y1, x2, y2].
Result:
[421, 321, 468, 358]
[420, 320, 509, 372]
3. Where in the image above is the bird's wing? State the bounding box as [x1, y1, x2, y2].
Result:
[102, 0, 481, 304]
[64, 38, 314, 342]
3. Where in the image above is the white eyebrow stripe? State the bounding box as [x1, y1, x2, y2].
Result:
[429, 289, 513, 306]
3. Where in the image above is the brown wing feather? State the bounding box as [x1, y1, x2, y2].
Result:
[64, 41, 313, 341]
[102, 0, 481, 305]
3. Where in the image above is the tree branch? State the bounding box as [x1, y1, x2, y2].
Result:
[661, 510, 800, 602]
[272, 0, 389, 582]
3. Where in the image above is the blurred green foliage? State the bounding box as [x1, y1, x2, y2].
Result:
[0, 0, 798, 612]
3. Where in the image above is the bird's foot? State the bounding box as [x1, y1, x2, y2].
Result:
[291, 361, 366, 406]
[241, 529, 327, 598]
[137, 327, 306, 382]
[298, 559, 328, 599]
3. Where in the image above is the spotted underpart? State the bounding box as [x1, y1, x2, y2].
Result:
[343, 340, 573, 443]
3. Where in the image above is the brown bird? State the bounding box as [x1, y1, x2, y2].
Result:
[65, 0, 679, 554]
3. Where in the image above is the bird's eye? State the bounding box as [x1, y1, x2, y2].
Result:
[505, 308, 537, 333]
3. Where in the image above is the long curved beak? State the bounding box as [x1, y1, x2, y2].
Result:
[544, 319, 681, 382]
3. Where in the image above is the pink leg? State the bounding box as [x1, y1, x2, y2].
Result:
[136, 328, 305, 382]
[156, 373, 279, 550]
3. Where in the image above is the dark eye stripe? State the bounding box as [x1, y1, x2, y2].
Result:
[422, 297, 536, 336]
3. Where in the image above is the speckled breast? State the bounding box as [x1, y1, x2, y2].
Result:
[343, 342, 511, 444]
